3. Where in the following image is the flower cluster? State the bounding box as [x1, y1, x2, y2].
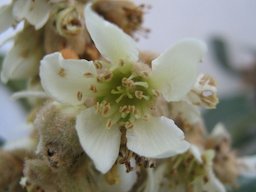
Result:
[39, 4, 208, 173]
[0, 1, 255, 192]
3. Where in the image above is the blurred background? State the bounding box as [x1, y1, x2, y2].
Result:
[0, 0, 256, 191]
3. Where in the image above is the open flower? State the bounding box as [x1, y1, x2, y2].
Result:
[39, 4, 206, 173]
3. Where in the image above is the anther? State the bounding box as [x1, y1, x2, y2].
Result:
[102, 102, 111, 115]
[84, 72, 94, 78]
[90, 85, 97, 93]
[106, 119, 113, 128]
[135, 91, 149, 100]
[125, 121, 134, 129]
[122, 77, 134, 88]
[103, 72, 113, 81]
[97, 72, 113, 82]
[94, 61, 103, 69]
[77, 91, 83, 101]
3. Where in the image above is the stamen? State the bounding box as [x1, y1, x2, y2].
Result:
[127, 73, 136, 80]
[90, 85, 97, 93]
[120, 105, 136, 114]
[115, 93, 126, 103]
[94, 61, 103, 69]
[135, 91, 149, 100]
[106, 119, 113, 129]
[122, 77, 134, 88]
[102, 102, 111, 115]
[134, 81, 148, 88]
[119, 105, 128, 113]
[124, 121, 134, 129]
[103, 72, 113, 81]
[97, 72, 113, 82]
[126, 92, 133, 99]
[111, 87, 124, 94]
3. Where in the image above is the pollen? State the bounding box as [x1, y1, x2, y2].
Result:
[106, 119, 113, 128]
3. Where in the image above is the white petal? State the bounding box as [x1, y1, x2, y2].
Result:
[13, 0, 50, 29]
[145, 164, 168, 192]
[237, 155, 256, 178]
[84, 4, 139, 65]
[25, 0, 50, 29]
[117, 160, 137, 192]
[1, 42, 40, 83]
[76, 108, 121, 173]
[103, 161, 137, 192]
[126, 116, 190, 158]
[12, 0, 31, 21]
[0, 4, 16, 33]
[204, 170, 226, 192]
[40, 52, 97, 105]
[190, 145, 202, 163]
[151, 39, 207, 102]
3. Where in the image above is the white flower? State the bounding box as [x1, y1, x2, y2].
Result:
[187, 73, 219, 108]
[0, 0, 50, 32]
[1, 25, 44, 83]
[13, 0, 50, 30]
[39, 4, 206, 173]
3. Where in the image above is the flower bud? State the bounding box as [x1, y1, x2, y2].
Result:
[34, 101, 84, 169]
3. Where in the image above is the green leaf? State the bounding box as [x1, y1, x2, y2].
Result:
[210, 37, 237, 74]
[0, 136, 5, 147]
[231, 177, 256, 192]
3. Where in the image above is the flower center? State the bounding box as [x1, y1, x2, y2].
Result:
[94, 63, 156, 129]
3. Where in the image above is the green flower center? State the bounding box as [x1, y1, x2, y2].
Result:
[94, 63, 157, 128]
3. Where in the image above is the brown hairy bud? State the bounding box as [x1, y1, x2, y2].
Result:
[44, 3, 93, 56]
[205, 124, 240, 185]
[0, 149, 33, 192]
[34, 101, 84, 169]
[93, 0, 144, 35]
[23, 157, 99, 192]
